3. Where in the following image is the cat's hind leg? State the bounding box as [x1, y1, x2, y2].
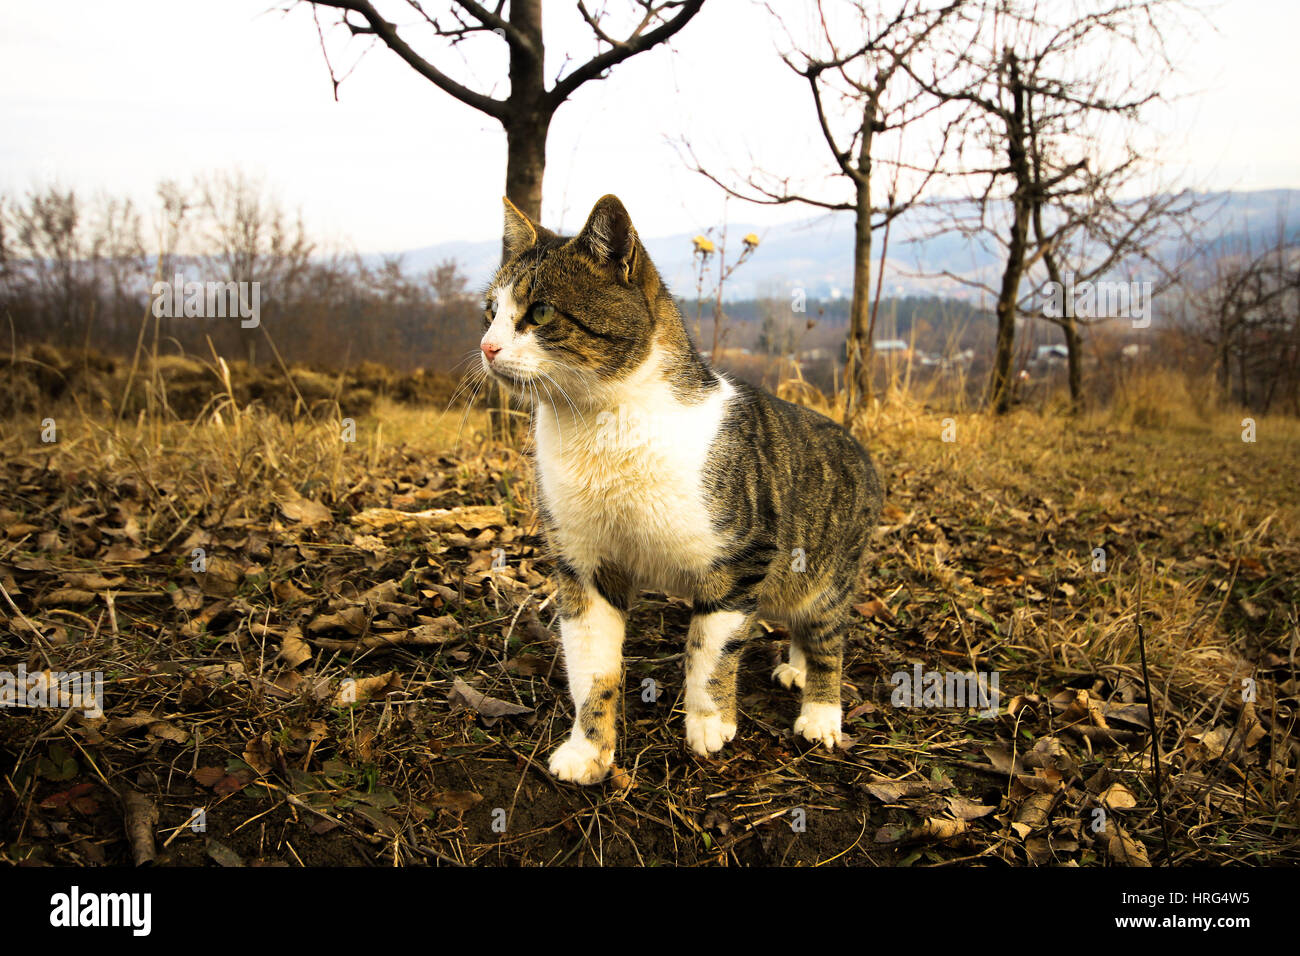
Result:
[789, 607, 848, 750]
[684, 610, 753, 755]
[772, 634, 806, 690]
[548, 569, 627, 785]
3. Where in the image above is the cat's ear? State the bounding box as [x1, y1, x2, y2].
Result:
[573, 194, 638, 283]
[502, 197, 541, 259]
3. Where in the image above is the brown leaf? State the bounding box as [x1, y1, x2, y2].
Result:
[243, 734, 274, 776]
[1185, 725, 1234, 761]
[1099, 783, 1137, 810]
[332, 672, 400, 707]
[1011, 791, 1056, 839]
[169, 585, 204, 611]
[214, 770, 252, 795]
[36, 588, 96, 607]
[307, 606, 368, 636]
[1107, 828, 1151, 866]
[853, 598, 897, 624]
[277, 630, 313, 668]
[427, 790, 484, 813]
[192, 767, 226, 788]
[845, 700, 877, 720]
[40, 782, 96, 810]
[205, 839, 246, 867]
[272, 579, 311, 603]
[863, 776, 932, 803]
[352, 504, 506, 533]
[194, 556, 244, 598]
[61, 572, 124, 590]
[607, 765, 634, 791]
[982, 745, 1025, 775]
[505, 654, 551, 676]
[278, 497, 333, 528]
[352, 804, 400, 836]
[102, 544, 150, 562]
[145, 720, 190, 744]
[447, 677, 533, 722]
[107, 713, 157, 736]
[945, 795, 998, 821]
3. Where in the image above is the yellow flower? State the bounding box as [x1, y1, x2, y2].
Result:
[692, 235, 715, 255]
[743, 233, 759, 248]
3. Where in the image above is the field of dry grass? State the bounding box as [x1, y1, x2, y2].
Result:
[1, 358, 1296, 866]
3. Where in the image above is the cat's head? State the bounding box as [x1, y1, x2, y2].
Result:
[479, 194, 662, 402]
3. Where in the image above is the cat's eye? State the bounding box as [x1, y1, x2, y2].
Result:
[484, 298, 497, 321]
[530, 302, 556, 326]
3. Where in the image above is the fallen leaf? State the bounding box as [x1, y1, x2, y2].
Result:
[427, 790, 484, 813]
[243, 734, 274, 776]
[36, 588, 96, 607]
[447, 677, 533, 723]
[853, 598, 897, 624]
[1099, 783, 1137, 810]
[277, 630, 312, 668]
[279, 498, 333, 528]
[145, 720, 190, 744]
[1107, 828, 1151, 866]
[332, 672, 400, 707]
[945, 795, 998, 820]
[863, 776, 932, 803]
[205, 839, 245, 867]
[192, 767, 226, 788]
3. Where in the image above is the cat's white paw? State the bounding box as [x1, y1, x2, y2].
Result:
[685, 712, 737, 756]
[772, 662, 805, 691]
[794, 703, 842, 751]
[548, 736, 612, 785]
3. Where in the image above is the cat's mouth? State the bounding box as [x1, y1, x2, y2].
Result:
[484, 362, 536, 391]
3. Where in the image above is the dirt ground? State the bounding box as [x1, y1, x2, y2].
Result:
[1, 395, 1297, 866]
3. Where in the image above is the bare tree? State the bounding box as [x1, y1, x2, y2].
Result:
[193, 171, 315, 362]
[7, 187, 90, 348]
[302, 0, 705, 227]
[686, 0, 965, 418]
[1178, 217, 1299, 412]
[904, 0, 1190, 413]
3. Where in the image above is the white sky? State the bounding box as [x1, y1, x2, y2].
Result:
[1, 0, 1297, 253]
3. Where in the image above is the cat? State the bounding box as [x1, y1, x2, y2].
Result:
[479, 194, 884, 785]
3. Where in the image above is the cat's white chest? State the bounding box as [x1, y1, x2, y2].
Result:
[534, 375, 734, 594]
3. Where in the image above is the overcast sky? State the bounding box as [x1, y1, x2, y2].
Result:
[2, 0, 1297, 254]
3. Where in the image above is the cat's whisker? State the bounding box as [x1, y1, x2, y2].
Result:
[454, 367, 489, 449]
[436, 352, 489, 429]
[536, 376, 566, 444]
[536, 366, 586, 427]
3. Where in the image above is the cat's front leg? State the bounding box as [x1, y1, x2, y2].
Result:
[548, 575, 626, 785]
[684, 609, 752, 755]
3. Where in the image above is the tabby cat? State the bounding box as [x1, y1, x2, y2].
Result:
[479, 195, 884, 785]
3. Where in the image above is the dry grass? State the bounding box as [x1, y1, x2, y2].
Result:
[0, 357, 1296, 866]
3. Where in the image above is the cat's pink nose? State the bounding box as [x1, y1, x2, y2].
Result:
[481, 342, 501, 362]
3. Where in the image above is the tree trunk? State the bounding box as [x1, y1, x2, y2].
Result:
[503, 115, 549, 226]
[844, 171, 873, 421]
[1064, 316, 1082, 406]
[502, 0, 548, 229]
[988, 53, 1030, 416]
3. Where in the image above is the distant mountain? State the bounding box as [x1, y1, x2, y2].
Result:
[376, 189, 1300, 303]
